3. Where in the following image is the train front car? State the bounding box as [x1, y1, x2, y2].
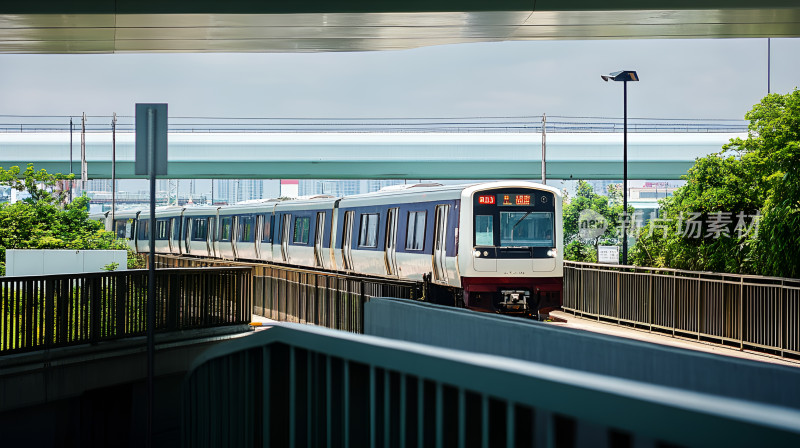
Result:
[459, 182, 562, 317]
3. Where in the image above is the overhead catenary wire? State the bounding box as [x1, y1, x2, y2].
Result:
[0, 114, 749, 134]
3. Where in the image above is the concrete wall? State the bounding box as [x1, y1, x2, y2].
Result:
[5, 249, 128, 276]
[365, 298, 800, 410]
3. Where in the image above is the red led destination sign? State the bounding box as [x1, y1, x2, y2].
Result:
[499, 194, 531, 206]
[478, 194, 533, 206]
[478, 195, 495, 205]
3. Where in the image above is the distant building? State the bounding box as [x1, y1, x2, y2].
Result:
[299, 179, 404, 197]
[213, 179, 280, 204]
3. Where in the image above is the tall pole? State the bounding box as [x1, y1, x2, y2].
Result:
[112, 113, 117, 222]
[147, 108, 157, 448]
[767, 38, 771, 94]
[81, 113, 87, 194]
[541, 113, 547, 185]
[623, 81, 628, 266]
[69, 118, 73, 202]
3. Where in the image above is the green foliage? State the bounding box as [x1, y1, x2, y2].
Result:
[564, 240, 597, 263]
[0, 164, 137, 270]
[631, 89, 800, 278]
[102, 262, 120, 272]
[562, 180, 632, 262]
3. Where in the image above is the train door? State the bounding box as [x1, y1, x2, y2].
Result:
[433, 205, 450, 283]
[255, 215, 264, 259]
[384, 208, 399, 276]
[184, 218, 192, 254]
[169, 217, 180, 254]
[314, 212, 325, 268]
[341, 211, 354, 270]
[208, 217, 217, 258]
[281, 214, 291, 263]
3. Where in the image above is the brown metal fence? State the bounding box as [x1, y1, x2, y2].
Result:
[0, 267, 252, 355]
[563, 261, 800, 358]
[156, 255, 422, 333]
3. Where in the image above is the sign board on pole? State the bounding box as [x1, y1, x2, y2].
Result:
[135, 103, 168, 176]
[598, 245, 620, 264]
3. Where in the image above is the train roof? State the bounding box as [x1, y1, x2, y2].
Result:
[338, 181, 560, 206]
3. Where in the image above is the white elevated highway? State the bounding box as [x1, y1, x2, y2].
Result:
[0, 131, 743, 180]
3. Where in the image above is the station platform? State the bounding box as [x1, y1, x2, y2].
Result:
[548, 310, 800, 368]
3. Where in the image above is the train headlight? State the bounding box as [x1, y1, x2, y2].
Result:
[473, 250, 481, 257]
[547, 248, 558, 258]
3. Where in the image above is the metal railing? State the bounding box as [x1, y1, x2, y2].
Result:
[182, 323, 800, 447]
[156, 255, 422, 333]
[0, 267, 251, 355]
[563, 261, 800, 358]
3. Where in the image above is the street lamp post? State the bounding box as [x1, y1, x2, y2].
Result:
[601, 70, 639, 265]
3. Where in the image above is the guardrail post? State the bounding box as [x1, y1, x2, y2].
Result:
[116, 274, 127, 336]
[616, 269, 621, 323]
[168, 271, 180, 330]
[739, 278, 744, 350]
[360, 280, 367, 334]
[672, 274, 677, 337]
[780, 280, 785, 357]
[91, 275, 101, 342]
[45, 279, 55, 348]
[648, 273, 653, 331]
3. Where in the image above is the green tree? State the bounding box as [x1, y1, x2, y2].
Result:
[0, 164, 136, 274]
[631, 89, 800, 278]
[562, 180, 631, 262]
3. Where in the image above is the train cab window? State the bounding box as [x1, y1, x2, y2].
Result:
[220, 217, 233, 242]
[475, 215, 494, 246]
[238, 216, 254, 242]
[156, 220, 169, 240]
[293, 217, 310, 244]
[192, 218, 208, 241]
[261, 215, 273, 243]
[358, 213, 379, 248]
[499, 211, 554, 247]
[405, 211, 426, 250]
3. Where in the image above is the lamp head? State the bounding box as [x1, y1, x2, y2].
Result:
[601, 70, 639, 82]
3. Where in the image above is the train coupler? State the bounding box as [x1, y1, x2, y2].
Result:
[497, 289, 532, 315]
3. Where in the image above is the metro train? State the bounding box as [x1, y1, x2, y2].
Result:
[96, 181, 563, 316]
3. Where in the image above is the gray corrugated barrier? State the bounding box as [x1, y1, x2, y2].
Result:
[365, 298, 800, 410]
[182, 323, 800, 447]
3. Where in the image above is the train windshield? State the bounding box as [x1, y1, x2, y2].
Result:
[500, 211, 553, 247]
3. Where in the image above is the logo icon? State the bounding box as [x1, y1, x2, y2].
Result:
[578, 209, 608, 240]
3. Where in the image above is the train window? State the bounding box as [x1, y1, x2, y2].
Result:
[405, 211, 426, 250]
[114, 220, 127, 239]
[220, 217, 233, 242]
[156, 220, 169, 240]
[499, 211, 554, 247]
[358, 213, 379, 248]
[192, 218, 208, 241]
[293, 217, 310, 244]
[239, 216, 254, 242]
[475, 215, 494, 246]
[261, 215, 272, 243]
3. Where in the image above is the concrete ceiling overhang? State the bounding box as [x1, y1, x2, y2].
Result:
[1, 1, 799, 53]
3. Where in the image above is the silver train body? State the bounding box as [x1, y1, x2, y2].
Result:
[97, 181, 563, 314]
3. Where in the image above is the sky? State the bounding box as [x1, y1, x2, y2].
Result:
[0, 38, 798, 121]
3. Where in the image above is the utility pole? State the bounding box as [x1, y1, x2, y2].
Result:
[541, 113, 547, 185]
[69, 118, 73, 202]
[81, 113, 87, 194]
[112, 113, 117, 222]
[767, 38, 771, 94]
